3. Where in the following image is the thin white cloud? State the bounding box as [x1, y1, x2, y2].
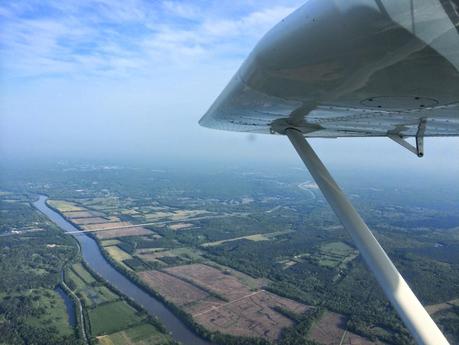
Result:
[0, 1, 302, 80]
[162, 1, 200, 20]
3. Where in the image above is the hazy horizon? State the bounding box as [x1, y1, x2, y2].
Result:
[1, 0, 458, 175]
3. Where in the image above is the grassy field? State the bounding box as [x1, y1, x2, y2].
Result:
[204, 261, 266, 290]
[316, 242, 357, 268]
[72, 263, 96, 284]
[101, 239, 121, 246]
[80, 197, 123, 210]
[67, 268, 87, 290]
[48, 199, 84, 212]
[120, 208, 141, 216]
[106, 245, 133, 262]
[96, 323, 170, 345]
[141, 263, 310, 341]
[308, 311, 375, 345]
[66, 264, 118, 307]
[24, 288, 75, 337]
[79, 285, 119, 307]
[64, 260, 173, 343]
[162, 247, 204, 260]
[201, 230, 293, 247]
[136, 246, 204, 265]
[106, 245, 135, 270]
[88, 301, 143, 336]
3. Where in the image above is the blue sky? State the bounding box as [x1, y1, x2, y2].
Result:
[1, 0, 458, 175]
[0, 0, 301, 80]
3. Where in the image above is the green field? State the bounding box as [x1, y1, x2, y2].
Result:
[88, 301, 143, 336]
[72, 263, 96, 284]
[48, 199, 84, 212]
[81, 197, 123, 210]
[316, 241, 358, 268]
[66, 265, 118, 307]
[79, 285, 119, 307]
[201, 230, 293, 247]
[106, 245, 133, 262]
[67, 268, 87, 290]
[160, 247, 204, 260]
[97, 323, 170, 345]
[24, 288, 74, 337]
[292, 241, 358, 269]
[101, 239, 121, 247]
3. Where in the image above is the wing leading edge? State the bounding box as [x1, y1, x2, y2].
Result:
[199, 0, 459, 138]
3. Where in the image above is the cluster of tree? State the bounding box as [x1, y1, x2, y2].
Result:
[200, 235, 416, 343]
[96, 239, 283, 345]
[439, 306, 459, 342]
[0, 231, 77, 293]
[0, 197, 84, 344]
[0, 200, 44, 233]
[392, 251, 459, 305]
[276, 307, 323, 345]
[0, 316, 81, 345]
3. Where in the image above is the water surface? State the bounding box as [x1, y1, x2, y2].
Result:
[34, 195, 211, 345]
[55, 285, 77, 327]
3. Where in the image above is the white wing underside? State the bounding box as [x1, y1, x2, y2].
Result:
[200, 0, 459, 138]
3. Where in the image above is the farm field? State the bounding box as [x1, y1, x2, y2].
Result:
[48, 199, 85, 212]
[165, 264, 255, 300]
[95, 227, 155, 239]
[105, 245, 133, 262]
[201, 230, 293, 247]
[66, 264, 119, 307]
[136, 247, 204, 264]
[195, 290, 309, 340]
[284, 241, 358, 271]
[315, 242, 358, 268]
[62, 261, 175, 344]
[22, 288, 75, 337]
[101, 239, 122, 246]
[72, 217, 109, 225]
[168, 222, 193, 230]
[141, 209, 211, 222]
[3, 165, 459, 345]
[79, 197, 127, 211]
[78, 284, 119, 308]
[139, 270, 223, 314]
[67, 268, 87, 289]
[63, 210, 104, 218]
[83, 221, 134, 230]
[88, 300, 142, 336]
[140, 263, 310, 341]
[72, 263, 96, 284]
[50, 199, 156, 239]
[96, 323, 170, 345]
[308, 312, 379, 345]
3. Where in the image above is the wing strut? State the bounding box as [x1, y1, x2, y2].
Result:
[388, 119, 427, 157]
[285, 128, 448, 345]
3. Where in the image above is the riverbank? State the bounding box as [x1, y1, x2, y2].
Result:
[33, 195, 212, 345]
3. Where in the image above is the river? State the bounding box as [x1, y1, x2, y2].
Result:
[55, 285, 77, 327]
[33, 195, 211, 345]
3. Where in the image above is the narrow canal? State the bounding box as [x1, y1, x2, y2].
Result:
[34, 195, 211, 345]
[55, 285, 77, 327]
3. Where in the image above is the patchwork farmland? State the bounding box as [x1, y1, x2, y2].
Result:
[46, 197, 388, 344]
[140, 263, 311, 341]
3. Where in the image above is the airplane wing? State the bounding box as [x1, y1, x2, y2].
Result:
[199, 1, 457, 344]
[199, 0, 459, 139]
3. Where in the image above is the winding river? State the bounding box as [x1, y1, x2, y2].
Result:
[34, 195, 211, 345]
